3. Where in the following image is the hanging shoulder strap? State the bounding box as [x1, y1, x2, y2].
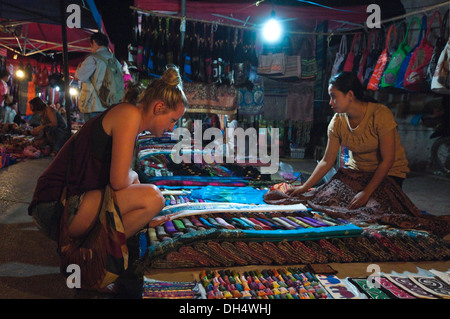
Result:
[385, 24, 398, 50]
[339, 35, 347, 54]
[425, 10, 442, 41]
[403, 16, 421, 46]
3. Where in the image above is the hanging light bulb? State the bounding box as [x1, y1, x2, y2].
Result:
[15, 69, 24, 78]
[262, 10, 282, 43]
[69, 87, 78, 96]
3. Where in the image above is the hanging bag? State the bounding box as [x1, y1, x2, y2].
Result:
[34, 64, 42, 86]
[331, 35, 347, 77]
[357, 32, 370, 83]
[362, 29, 383, 87]
[367, 24, 397, 90]
[427, 9, 449, 86]
[403, 10, 442, 91]
[381, 17, 420, 88]
[395, 15, 426, 89]
[343, 33, 361, 73]
[300, 35, 317, 79]
[431, 39, 450, 94]
[257, 53, 286, 75]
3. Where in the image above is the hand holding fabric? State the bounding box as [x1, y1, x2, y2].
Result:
[287, 184, 309, 197]
[348, 190, 371, 209]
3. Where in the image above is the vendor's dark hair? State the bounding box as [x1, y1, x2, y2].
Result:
[329, 72, 377, 102]
[29, 97, 48, 112]
[90, 32, 109, 47]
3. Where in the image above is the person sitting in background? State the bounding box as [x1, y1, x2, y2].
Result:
[288, 72, 409, 209]
[2, 95, 16, 124]
[29, 97, 70, 155]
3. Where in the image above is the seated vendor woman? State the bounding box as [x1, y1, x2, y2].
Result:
[29, 97, 69, 155]
[288, 72, 409, 209]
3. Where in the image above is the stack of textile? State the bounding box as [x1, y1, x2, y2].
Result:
[142, 277, 205, 299]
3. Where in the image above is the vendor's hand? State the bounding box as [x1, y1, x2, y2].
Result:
[348, 190, 370, 209]
[287, 185, 308, 197]
[31, 126, 43, 136]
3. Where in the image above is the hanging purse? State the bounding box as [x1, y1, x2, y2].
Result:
[343, 32, 361, 73]
[49, 63, 64, 88]
[190, 22, 200, 81]
[381, 17, 419, 88]
[427, 9, 449, 86]
[431, 38, 450, 94]
[205, 37, 213, 84]
[34, 64, 42, 86]
[367, 23, 397, 90]
[403, 10, 442, 92]
[222, 28, 232, 85]
[24, 62, 33, 82]
[300, 35, 317, 79]
[395, 16, 425, 90]
[156, 18, 167, 75]
[361, 29, 382, 86]
[233, 38, 248, 86]
[136, 15, 144, 70]
[331, 35, 347, 77]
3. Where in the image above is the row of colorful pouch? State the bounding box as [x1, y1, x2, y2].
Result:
[164, 194, 203, 206]
[200, 268, 330, 299]
[151, 212, 346, 241]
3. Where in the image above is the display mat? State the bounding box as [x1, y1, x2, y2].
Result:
[134, 137, 450, 290]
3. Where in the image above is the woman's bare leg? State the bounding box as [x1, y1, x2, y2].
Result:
[114, 184, 165, 238]
[68, 184, 164, 239]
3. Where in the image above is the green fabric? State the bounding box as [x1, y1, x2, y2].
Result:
[349, 278, 391, 299]
[380, 16, 421, 87]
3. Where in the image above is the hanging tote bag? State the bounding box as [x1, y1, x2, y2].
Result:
[403, 10, 442, 92]
[367, 24, 397, 90]
[427, 9, 449, 86]
[362, 29, 383, 87]
[343, 33, 362, 73]
[381, 17, 420, 88]
[257, 53, 286, 76]
[431, 39, 450, 94]
[331, 35, 347, 77]
[357, 31, 371, 83]
[395, 15, 425, 89]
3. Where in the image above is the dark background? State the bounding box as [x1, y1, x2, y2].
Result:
[94, 0, 134, 62]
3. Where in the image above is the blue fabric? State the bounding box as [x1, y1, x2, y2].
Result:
[189, 186, 268, 205]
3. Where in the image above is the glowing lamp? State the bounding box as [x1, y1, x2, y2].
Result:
[262, 10, 282, 43]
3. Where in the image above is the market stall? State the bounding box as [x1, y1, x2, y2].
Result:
[127, 0, 450, 300]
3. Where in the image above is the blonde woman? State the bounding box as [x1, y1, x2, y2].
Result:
[28, 65, 187, 291]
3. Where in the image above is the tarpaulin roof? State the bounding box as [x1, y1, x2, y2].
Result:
[0, 0, 104, 56]
[132, 0, 371, 32]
